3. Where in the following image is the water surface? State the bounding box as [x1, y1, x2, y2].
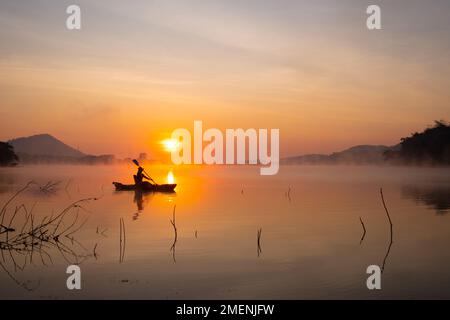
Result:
[0, 164, 449, 299]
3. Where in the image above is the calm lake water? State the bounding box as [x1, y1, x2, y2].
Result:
[0, 164, 449, 299]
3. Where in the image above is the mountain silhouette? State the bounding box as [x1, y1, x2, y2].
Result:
[282, 144, 400, 165]
[8, 134, 86, 158]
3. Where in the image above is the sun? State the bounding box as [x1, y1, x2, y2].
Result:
[161, 139, 180, 152]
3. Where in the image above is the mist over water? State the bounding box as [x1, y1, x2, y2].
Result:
[0, 164, 449, 299]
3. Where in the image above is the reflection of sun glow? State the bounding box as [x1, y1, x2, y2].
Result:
[162, 139, 179, 152]
[167, 171, 175, 184]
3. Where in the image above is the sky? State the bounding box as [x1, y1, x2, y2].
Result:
[0, 0, 449, 158]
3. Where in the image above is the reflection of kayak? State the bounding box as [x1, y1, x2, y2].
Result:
[113, 182, 176, 193]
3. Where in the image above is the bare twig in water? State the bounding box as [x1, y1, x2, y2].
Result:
[257, 228, 262, 257]
[119, 218, 122, 263]
[0, 260, 39, 291]
[359, 217, 366, 245]
[382, 237, 393, 274]
[380, 188, 394, 273]
[195, 230, 198, 238]
[96, 226, 108, 237]
[65, 179, 73, 199]
[286, 186, 292, 202]
[169, 205, 177, 263]
[1, 182, 34, 223]
[380, 188, 393, 239]
[38, 181, 61, 195]
[1, 182, 98, 290]
[122, 220, 126, 262]
[119, 218, 126, 263]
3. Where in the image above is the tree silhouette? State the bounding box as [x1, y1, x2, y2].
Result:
[0, 142, 19, 166]
[385, 120, 450, 165]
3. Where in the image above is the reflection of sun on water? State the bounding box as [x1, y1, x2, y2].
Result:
[167, 171, 175, 184]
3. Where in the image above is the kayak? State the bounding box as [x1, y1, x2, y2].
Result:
[113, 182, 176, 193]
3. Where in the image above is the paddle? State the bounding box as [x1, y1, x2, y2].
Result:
[132, 159, 158, 185]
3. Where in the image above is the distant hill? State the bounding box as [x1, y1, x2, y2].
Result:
[8, 134, 86, 158]
[7, 134, 115, 164]
[282, 144, 400, 165]
[283, 120, 449, 166]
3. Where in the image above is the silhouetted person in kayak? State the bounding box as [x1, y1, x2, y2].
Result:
[134, 167, 152, 188]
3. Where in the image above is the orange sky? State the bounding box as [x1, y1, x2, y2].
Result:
[0, 1, 449, 159]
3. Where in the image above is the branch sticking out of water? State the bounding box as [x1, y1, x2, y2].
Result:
[169, 205, 177, 263]
[93, 243, 98, 260]
[1, 181, 98, 289]
[257, 228, 262, 257]
[380, 188, 393, 240]
[359, 217, 366, 245]
[39, 181, 61, 195]
[286, 186, 292, 202]
[119, 218, 126, 263]
[380, 188, 394, 273]
[65, 178, 73, 199]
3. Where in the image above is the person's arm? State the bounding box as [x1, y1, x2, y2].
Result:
[143, 173, 151, 180]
